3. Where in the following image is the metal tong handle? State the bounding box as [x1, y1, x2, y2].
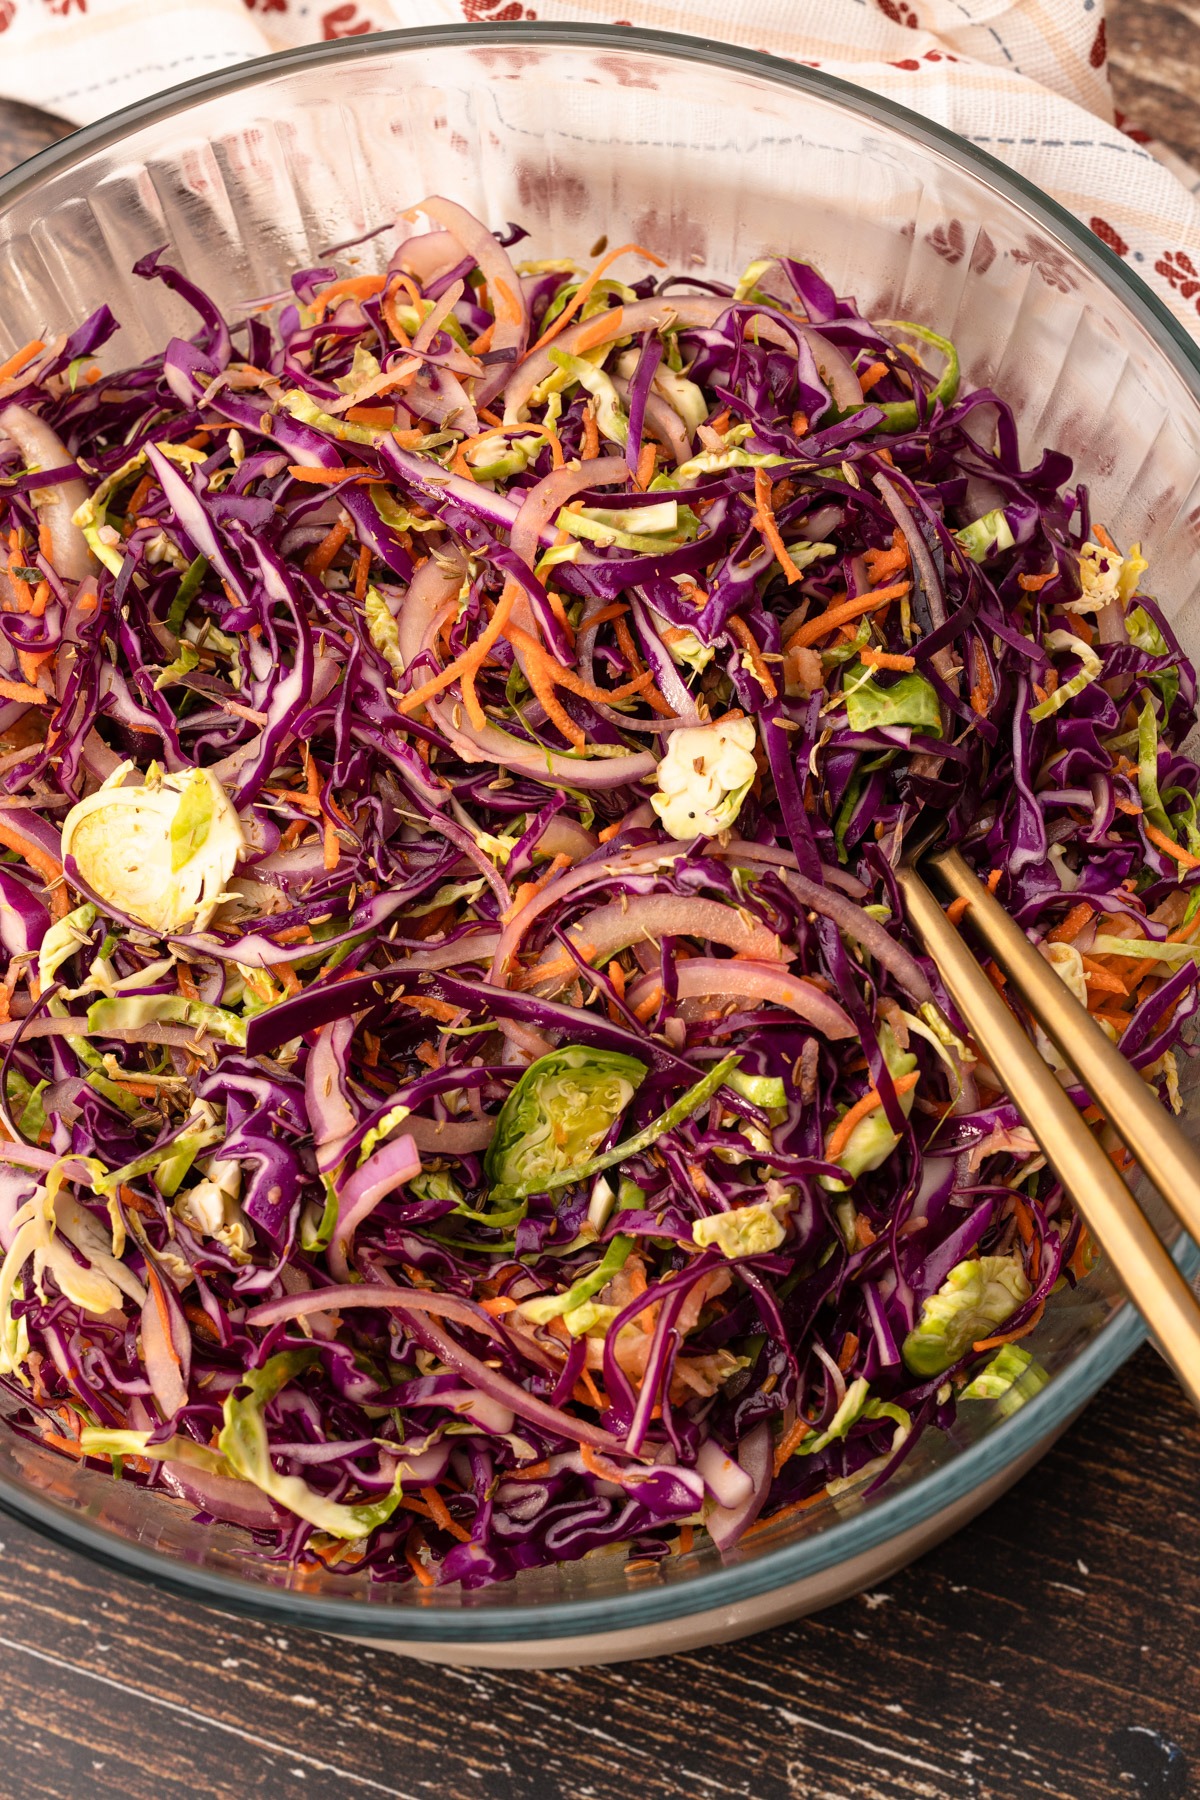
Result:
[896, 857, 1200, 1412]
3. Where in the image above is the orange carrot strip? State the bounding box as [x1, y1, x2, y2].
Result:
[773, 1415, 811, 1475]
[303, 519, 352, 580]
[1018, 571, 1057, 592]
[1091, 522, 1118, 553]
[1080, 955, 1129, 997]
[1145, 822, 1200, 870]
[420, 1486, 472, 1544]
[858, 360, 889, 394]
[287, 464, 376, 484]
[399, 579, 516, 717]
[528, 243, 666, 356]
[354, 543, 371, 605]
[0, 815, 67, 917]
[753, 467, 803, 585]
[581, 401, 600, 462]
[973, 1303, 1045, 1354]
[860, 647, 915, 672]
[0, 339, 45, 383]
[404, 1530, 436, 1587]
[1048, 901, 1094, 944]
[144, 1264, 182, 1374]
[310, 273, 387, 319]
[825, 1072, 920, 1162]
[0, 678, 48, 707]
[727, 614, 778, 700]
[863, 530, 909, 586]
[945, 896, 970, 927]
[785, 580, 912, 651]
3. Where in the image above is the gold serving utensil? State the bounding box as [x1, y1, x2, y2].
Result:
[896, 849, 1200, 1411]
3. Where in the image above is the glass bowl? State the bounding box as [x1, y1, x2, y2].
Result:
[1, 23, 1198, 1669]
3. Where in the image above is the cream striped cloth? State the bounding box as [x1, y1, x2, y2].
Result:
[1, 0, 1197, 335]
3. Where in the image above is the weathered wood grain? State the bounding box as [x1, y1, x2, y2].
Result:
[0, 1344, 1191, 1800]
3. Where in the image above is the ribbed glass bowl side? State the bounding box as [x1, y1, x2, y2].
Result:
[0, 25, 1198, 1645]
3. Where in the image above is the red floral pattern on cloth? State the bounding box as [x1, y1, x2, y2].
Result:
[1156, 249, 1200, 310]
[0, 0, 1197, 343]
[461, 0, 537, 17]
[1090, 215, 1129, 257]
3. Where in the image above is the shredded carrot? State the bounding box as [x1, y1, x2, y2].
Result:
[727, 614, 778, 699]
[945, 896, 971, 927]
[1145, 822, 1200, 869]
[0, 678, 47, 707]
[1091, 522, 1118, 554]
[598, 820, 622, 843]
[509, 1459, 551, 1482]
[574, 1367, 607, 1411]
[0, 815, 67, 917]
[742, 1490, 828, 1542]
[825, 1071, 920, 1162]
[580, 400, 600, 462]
[399, 578, 517, 718]
[859, 647, 915, 672]
[176, 962, 200, 1002]
[970, 641, 995, 717]
[785, 579, 912, 651]
[635, 440, 657, 488]
[528, 243, 666, 356]
[310, 273, 387, 319]
[500, 852, 572, 927]
[858, 360, 889, 394]
[837, 1331, 860, 1373]
[479, 1296, 521, 1316]
[421, 1486, 472, 1544]
[633, 983, 663, 1023]
[1080, 955, 1129, 997]
[986, 868, 1003, 894]
[144, 1264, 182, 1374]
[304, 518, 352, 580]
[287, 463, 377, 485]
[678, 1524, 695, 1555]
[753, 468, 803, 585]
[1018, 570, 1057, 591]
[1048, 901, 1094, 944]
[773, 1415, 811, 1474]
[353, 543, 371, 605]
[863, 530, 909, 586]
[345, 404, 396, 428]
[973, 1303, 1045, 1354]
[0, 339, 44, 383]
[404, 1529, 436, 1587]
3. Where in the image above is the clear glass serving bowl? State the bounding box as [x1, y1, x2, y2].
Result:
[1, 24, 1198, 1667]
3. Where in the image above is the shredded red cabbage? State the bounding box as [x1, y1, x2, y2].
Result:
[0, 201, 1194, 1588]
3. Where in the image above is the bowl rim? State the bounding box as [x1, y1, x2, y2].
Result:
[0, 19, 1196, 1644]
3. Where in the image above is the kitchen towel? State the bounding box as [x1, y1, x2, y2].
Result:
[0, 0, 1197, 334]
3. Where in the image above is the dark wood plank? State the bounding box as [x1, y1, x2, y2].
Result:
[0, 1343, 1192, 1800]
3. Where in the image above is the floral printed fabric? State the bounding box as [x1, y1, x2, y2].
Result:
[0, 0, 1197, 335]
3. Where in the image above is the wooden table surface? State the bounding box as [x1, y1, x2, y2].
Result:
[0, 15, 1197, 1796]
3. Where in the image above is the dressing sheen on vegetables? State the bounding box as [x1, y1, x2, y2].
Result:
[0, 201, 1193, 1589]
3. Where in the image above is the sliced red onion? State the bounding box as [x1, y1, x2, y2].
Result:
[630, 597, 702, 724]
[414, 196, 526, 408]
[306, 1017, 358, 1176]
[705, 1419, 772, 1552]
[777, 868, 934, 1004]
[405, 1115, 495, 1156]
[629, 958, 857, 1038]
[0, 404, 91, 581]
[141, 1285, 188, 1418]
[530, 895, 784, 991]
[696, 1436, 755, 1509]
[328, 1132, 420, 1281]
[393, 228, 463, 286]
[720, 839, 869, 899]
[426, 695, 657, 792]
[487, 840, 685, 983]
[246, 1283, 631, 1454]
